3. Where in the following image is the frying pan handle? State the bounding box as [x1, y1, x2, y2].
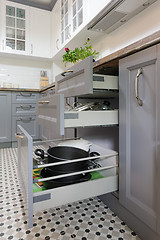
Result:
[35, 149, 45, 159]
[89, 152, 100, 158]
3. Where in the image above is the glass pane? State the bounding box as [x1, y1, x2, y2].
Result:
[6, 39, 15, 50]
[73, 3, 76, 17]
[17, 19, 25, 29]
[6, 28, 15, 38]
[17, 8, 25, 19]
[61, 31, 64, 44]
[61, 19, 64, 31]
[6, 6, 15, 16]
[65, 13, 68, 27]
[64, 1, 68, 14]
[61, 7, 64, 19]
[17, 40, 25, 51]
[78, 9, 83, 26]
[73, 17, 76, 32]
[65, 27, 68, 40]
[78, 0, 83, 10]
[6, 16, 15, 27]
[17, 29, 25, 40]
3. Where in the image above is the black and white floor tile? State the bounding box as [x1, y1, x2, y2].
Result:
[0, 147, 141, 240]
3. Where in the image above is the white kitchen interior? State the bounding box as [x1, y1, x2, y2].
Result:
[0, 0, 160, 240]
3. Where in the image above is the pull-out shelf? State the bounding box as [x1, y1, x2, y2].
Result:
[64, 110, 118, 128]
[37, 94, 118, 136]
[17, 125, 119, 228]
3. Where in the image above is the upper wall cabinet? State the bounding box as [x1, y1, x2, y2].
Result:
[52, 0, 112, 59]
[29, 7, 51, 58]
[1, 0, 30, 55]
[52, 0, 85, 57]
[0, 0, 51, 59]
[52, 0, 61, 55]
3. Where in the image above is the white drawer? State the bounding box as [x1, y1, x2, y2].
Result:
[64, 110, 118, 128]
[33, 143, 118, 212]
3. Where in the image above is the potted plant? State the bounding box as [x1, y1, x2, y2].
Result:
[62, 38, 99, 66]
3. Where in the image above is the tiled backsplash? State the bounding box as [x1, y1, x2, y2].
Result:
[0, 57, 52, 89]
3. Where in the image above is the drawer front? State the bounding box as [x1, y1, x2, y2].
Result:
[12, 92, 39, 103]
[41, 88, 55, 98]
[55, 56, 93, 97]
[64, 110, 119, 128]
[12, 116, 39, 141]
[12, 103, 36, 116]
[36, 94, 64, 136]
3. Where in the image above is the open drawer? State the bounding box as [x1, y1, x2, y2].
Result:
[17, 125, 119, 228]
[36, 94, 118, 135]
[55, 56, 118, 98]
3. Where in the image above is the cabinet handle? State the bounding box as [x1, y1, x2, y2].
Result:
[31, 44, 33, 54]
[38, 100, 50, 104]
[15, 132, 24, 139]
[20, 105, 32, 110]
[56, 39, 59, 50]
[2, 39, 5, 50]
[61, 70, 73, 76]
[19, 117, 33, 122]
[20, 92, 32, 97]
[135, 68, 143, 106]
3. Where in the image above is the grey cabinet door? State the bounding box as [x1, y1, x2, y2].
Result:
[12, 116, 39, 141]
[0, 92, 11, 142]
[119, 44, 160, 232]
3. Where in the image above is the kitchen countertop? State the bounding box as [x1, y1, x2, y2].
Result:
[0, 88, 40, 92]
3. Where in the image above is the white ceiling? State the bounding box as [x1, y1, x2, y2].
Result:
[8, 0, 57, 11]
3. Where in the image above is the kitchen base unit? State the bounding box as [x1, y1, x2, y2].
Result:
[16, 125, 118, 229]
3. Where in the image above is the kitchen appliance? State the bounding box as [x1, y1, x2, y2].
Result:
[87, 0, 158, 34]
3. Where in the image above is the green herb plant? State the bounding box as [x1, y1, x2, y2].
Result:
[62, 38, 99, 66]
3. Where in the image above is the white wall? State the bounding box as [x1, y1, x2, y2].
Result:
[92, 0, 160, 60]
[0, 57, 52, 89]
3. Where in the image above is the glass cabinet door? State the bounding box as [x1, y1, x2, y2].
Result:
[61, 0, 69, 44]
[72, 0, 83, 32]
[6, 5, 26, 51]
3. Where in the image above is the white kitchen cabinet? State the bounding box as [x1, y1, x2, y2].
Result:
[60, 0, 85, 47]
[0, 0, 51, 58]
[29, 7, 51, 58]
[2, 0, 30, 54]
[51, 0, 61, 56]
[52, 0, 86, 57]
[0, 0, 5, 52]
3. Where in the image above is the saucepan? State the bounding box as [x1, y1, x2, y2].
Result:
[35, 146, 99, 175]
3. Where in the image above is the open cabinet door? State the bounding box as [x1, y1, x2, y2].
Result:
[17, 125, 33, 228]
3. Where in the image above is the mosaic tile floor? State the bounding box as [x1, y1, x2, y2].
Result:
[0, 147, 141, 240]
